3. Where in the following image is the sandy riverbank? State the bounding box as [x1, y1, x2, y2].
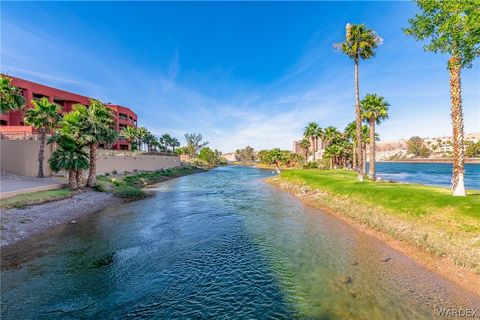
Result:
[267, 177, 480, 297]
[0, 191, 123, 248]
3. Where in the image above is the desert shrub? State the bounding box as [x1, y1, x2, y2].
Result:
[190, 158, 211, 168]
[112, 185, 146, 199]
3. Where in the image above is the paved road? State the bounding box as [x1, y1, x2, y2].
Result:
[0, 172, 65, 195]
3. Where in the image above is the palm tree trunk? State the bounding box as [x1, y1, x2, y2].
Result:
[76, 169, 83, 189]
[363, 142, 367, 175]
[449, 55, 466, 196]
[68, 170, 78, 190]
[275, 161, 281, 174]
[87, 143, 97, 187]
[311, 137, 316, 161]
[352, 141, 357, 171]
[369, 117, 376, 180]
[354, 58, 364, 181]
[37, 128, 46, 178]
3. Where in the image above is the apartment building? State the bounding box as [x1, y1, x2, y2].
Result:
[0, 76, 137, 150]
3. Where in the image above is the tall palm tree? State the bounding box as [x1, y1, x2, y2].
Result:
[48, 134, 89, 190]
[361, 94, 389, 180]
[304, 122, 322, 161]
[299, 138, 311, 164]
[335, 23, 383, 181]
[61, 100, 117, 187]
[24, 97, 62, 178]
[0, 75, 25, 113]
[136, 127, 149, 151]
[122, 126, 138, 150]
[404, 0, 478, 196]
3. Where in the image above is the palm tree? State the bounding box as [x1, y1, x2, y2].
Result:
[122, 126, 138, 150]
[335, 23, 383, 181]
[299, 138, 311, 164]
[1, 75, 25, 113]
[60, 100, 117, 187]
[171, 137, 180, 153]
[160, 133, 173, 152]
[136, 127, 149, 151]
[361, 94, 389, 180]
[404, 1, 478, 196]
[344, 121, 357, 171]
[24, 97, 62, 178]
[48, 135, 89, 190]
[270, 148, 284, 174]
[304, 122, 322, 161]
[323, 126, 342, 146]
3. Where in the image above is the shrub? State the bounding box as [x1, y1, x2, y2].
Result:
[93, 182, 106, 192]
[112, 170, 118, 175]
[112, 185, 146, 199]
[190, 158, 211, 168]
[303, 161, 319, 169]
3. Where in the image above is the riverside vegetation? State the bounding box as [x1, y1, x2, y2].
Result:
[95, 165, 204, 199]
[268, 169, 480, 276]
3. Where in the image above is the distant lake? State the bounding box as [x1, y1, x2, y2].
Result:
[370, 162, 480, 190]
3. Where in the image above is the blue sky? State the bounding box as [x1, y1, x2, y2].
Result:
[1, 1, 479, 152]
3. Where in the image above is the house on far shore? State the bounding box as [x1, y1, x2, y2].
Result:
[0, 76, 138, 150]
[222, 153, 238, 162]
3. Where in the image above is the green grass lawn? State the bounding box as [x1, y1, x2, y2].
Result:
[280, 169, 480, 219]
[0, 188, 74, 209]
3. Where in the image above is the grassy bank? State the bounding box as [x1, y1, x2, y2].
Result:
[0, 188, 75, 209]
[97, 165, 204, 199]
[267, 169, 480, 275]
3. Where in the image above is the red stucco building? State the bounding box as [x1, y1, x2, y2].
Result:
[0, 76, 137, 150]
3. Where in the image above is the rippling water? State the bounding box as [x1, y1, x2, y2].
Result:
[372, 162, 480, 190]
[1, 166, 479, 319]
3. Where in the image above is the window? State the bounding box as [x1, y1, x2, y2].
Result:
[33, 93, 49, 100]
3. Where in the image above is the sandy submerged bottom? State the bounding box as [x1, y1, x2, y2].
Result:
[266, 176, 480, 297]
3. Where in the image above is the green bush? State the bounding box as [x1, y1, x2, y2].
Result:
[112, 185, 146, 199]
[93, 182, 106, 192]
[303, 161, 319, 169]
[190, 158, 211, 168]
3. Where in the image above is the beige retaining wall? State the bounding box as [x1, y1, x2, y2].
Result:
[95, 155, 180, 175]
[1, 140, 181, 177]
[0, 140, 53, 177]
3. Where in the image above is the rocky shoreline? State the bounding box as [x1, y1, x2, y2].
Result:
[0, 191, 123, 248]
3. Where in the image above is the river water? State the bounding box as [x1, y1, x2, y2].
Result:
[1, 166, 479, 319]
[372, 162, 480, 190]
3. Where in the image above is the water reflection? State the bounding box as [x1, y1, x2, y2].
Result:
[1, 166, 479, 319]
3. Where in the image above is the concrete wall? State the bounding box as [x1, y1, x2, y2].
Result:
[95, 155, 180, 175]
[0, 140, 53, 177]
[1, 139, 181, 177]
